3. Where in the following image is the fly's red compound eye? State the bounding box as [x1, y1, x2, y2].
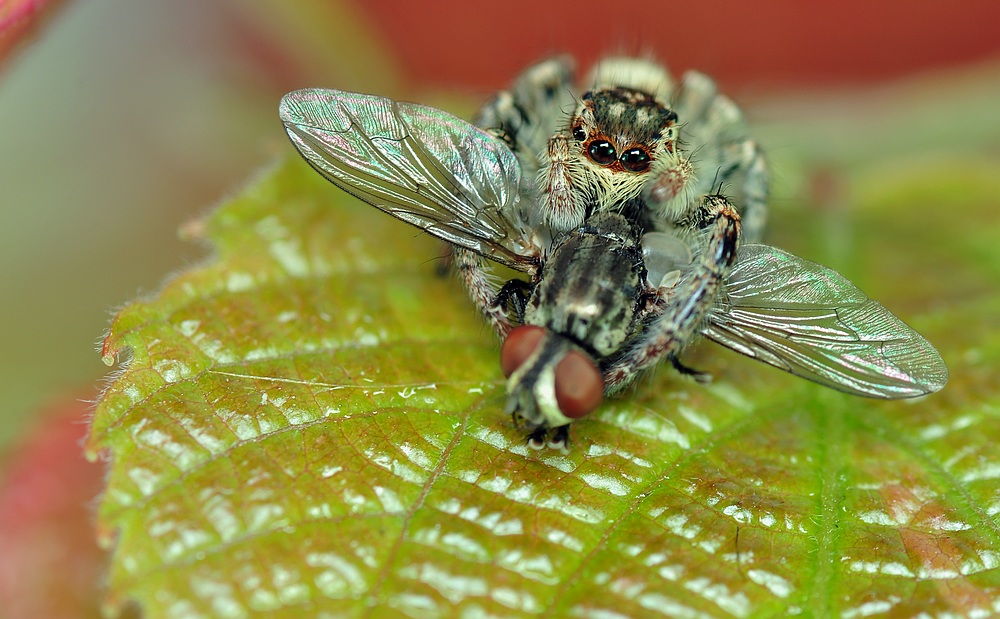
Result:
[501, 325, 604, 419]
[554, 349, 603, 419]
[501, 325, 546, 377]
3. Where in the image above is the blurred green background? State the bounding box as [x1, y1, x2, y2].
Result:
[1, 0, 999, 451]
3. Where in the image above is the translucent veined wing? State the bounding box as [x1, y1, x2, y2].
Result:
[280, 89, 539, 271]
[702, 244, 948, 398]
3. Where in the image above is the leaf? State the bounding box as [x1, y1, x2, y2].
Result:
[89, 153, 1000, 618]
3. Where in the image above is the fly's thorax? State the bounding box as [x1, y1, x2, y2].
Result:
[524, 213, 646, 359]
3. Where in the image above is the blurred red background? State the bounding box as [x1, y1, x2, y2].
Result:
[351, 0, 1000, 91]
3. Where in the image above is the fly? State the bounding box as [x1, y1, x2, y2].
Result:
[279, 56, 947, 449]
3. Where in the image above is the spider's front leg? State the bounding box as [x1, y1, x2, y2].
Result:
[453, 246, 517, 339]
[602, 195, 742, 392]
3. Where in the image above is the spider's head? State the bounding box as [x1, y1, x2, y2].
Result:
[568, 87, 688, 210]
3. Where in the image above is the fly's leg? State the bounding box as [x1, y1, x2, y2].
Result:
[453, 246, 514, 339]
[547, 424, 571, 451]
[513, 410, 567, 451]
[493, 278, 533, 324]
[523, 423, 570, 452]
[602, 195, 742, 392]
[669, 355, 713, 384]
[525, 426, 548, 450]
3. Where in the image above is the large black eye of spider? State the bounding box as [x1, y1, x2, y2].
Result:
[588, 140, 616, 165]
[572, 125, 587, 141]
[620, 147, 651, 172]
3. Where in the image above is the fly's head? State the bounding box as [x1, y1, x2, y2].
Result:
[567, 88, 693, 220]
[501, 325, 604, 449]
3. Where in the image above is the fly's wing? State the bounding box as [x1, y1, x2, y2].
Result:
[280, 88, 539, 271]
[702, 244, 948, 398]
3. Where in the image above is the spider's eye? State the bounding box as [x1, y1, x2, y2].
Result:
[588, 140, 616, 165]
[620, 147, 651, 172]
[572, 125, 587, 141]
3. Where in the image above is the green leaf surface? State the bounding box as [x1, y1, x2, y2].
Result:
[90, 145, 1000, 616]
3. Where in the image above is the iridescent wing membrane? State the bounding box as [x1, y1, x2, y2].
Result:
[705, 244, 948, 398]
[280, 89, 537, 271]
